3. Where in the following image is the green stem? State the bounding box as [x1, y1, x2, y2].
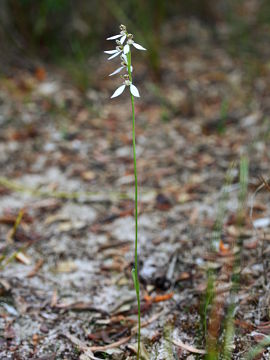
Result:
[127, 50, 141, 360]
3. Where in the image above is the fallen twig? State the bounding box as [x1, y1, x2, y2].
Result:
[89, 311, 164, 352]
[170, 338, 206, 355]
[65, 310, 164, 354]
[89, 335, 132, 352]
[64, 333, 101, 360]
[131, 310, 164, 335]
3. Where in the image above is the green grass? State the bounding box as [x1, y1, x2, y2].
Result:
[203, 157, 249, 359]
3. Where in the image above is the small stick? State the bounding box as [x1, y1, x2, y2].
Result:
[64, 311, 163, 354]
[170, 338, 206, 355]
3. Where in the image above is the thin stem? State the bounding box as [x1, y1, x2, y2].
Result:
[127, 50, 141, 360]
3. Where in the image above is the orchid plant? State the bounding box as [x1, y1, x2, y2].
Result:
[105, 24, 146, 99]
[105, 24, 146, 359]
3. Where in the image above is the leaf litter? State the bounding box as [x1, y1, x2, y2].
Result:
[0, 17, 270, 359]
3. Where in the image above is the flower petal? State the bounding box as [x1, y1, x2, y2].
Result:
[130, 84, 140, 97]
[121, 54, 128, 63]
[104, 50, 118, 54]
[123, 44, 130, 54]
[132, 42, 147, 51]
[120, 35, 126, 44]
[109, 66, 124, 76]
[108, 52, 121, 60]
[111, 85, 126, 98]
[125, 66, 133, 72]
[106, 34, 122, 40]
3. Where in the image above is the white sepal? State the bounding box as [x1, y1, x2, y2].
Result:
[111, 84, 126, 98]
[123, 44, 130, 54]
[132, 42, 147, 51]
[108, 52, 121, 60]
[109, 66, 124, 76]
[121, 54, 128, 63]
[107, 34, 122, 40]
[120, 35, 127, 44]
[130, 84, 140, 97]
[104, 50, 118, 54]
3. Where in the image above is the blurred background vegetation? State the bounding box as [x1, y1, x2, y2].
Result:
[0, 0, 270, 88]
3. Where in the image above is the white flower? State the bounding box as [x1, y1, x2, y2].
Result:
[121, 54, 128, 63]
[104, 46, 123, 60]
[107, 30, 127, 45]
[120, 33, 127, 44]
[106, 34, 122, 40]
[123, 39, 147, 54]
[129, 83, 140, 97]
[109, 55, 133, 76]
[111, 84, 126, 98]
[111, 80, 140, 98]
[109, 65, 133, 77]
[105, 25, 146, 99]
[109, 66, 125, 77]
[123, 44, 130, 55]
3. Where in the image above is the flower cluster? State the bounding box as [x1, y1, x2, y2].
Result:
[104, 24, 146, 98]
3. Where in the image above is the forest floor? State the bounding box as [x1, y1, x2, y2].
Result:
[0, 19, 270, 359]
